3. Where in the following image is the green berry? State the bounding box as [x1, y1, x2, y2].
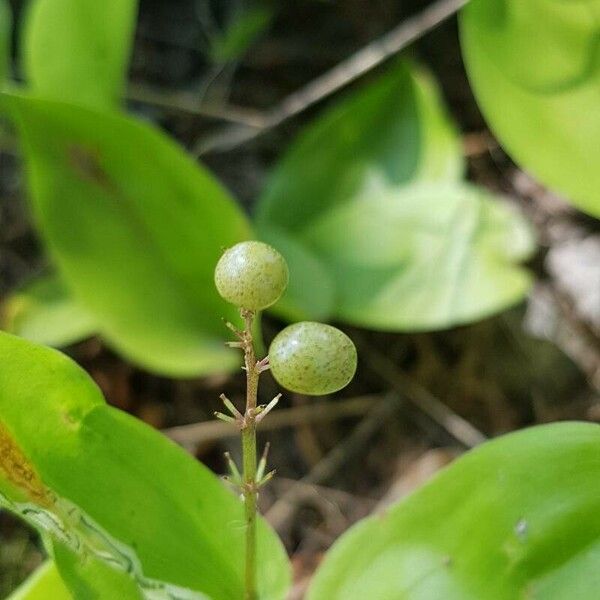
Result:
[269, 322, 357, 395]
[215, 241, 288, 311]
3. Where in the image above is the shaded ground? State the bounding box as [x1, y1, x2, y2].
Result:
[1, 0, 599, 596]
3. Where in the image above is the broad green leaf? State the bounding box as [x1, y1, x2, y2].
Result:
[0, 0, 11, 86]
[2, 91, 252, 377]
[256, 61, 463, 234]
[460, 0, 599, 94]
[309, 422, 600, 600]
[257, 224, 336, 322]
[460, 0, 600, 218]
[1, 273, 96, 347]
[299, 183, 534, 330]
[8, 561, 71, 600]
[255, 61, 525, 331]
[23, 0, 138, 109]
[0, 332, 291, 600]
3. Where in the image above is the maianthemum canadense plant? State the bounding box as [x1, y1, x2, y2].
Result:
[213, 241, 356, 599]
[2, 0, 600, 598]
[2, 243, 600, 599]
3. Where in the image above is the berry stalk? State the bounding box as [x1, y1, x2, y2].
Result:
[214, 241, 356, 599]
[241, 309, 259, 600]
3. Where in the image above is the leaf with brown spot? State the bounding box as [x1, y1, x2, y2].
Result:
[0, 332, 290, 599]
[0, 421, 54, 507]
[3, 91, 253, 376]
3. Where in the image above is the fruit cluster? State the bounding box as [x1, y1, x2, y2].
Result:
[215, 241, 356, 395]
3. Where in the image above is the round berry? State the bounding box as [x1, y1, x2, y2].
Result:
[215, 241, 288, 311]
[269, 322, 357, 395]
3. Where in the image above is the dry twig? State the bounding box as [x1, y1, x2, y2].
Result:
[127, 84, 266, 127]
[194, 0, 469, 155]
[357, 334, 487, 448]
[266, 393, 403, 531]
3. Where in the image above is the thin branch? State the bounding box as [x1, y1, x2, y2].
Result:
[358, 334, 487, 448]
[266, 393, 403, 530]
[194, 0, 469, 155]
[127, 83, 267, 127]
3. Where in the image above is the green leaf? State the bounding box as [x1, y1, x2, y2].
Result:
[255, 61, 532, 331]
[460, 0, 600, 218]
[2, 91, 252, 377]
[309, 422, 600, 600]
[0, 332, 291, 600]
[50, 542, 146, 599]
[257, 224, 336, 322]
[1, 273, 96, 347]
[23, 0, 138, 109]
[0, 0, 11, 86]
[301, 183, 535, 330]
[8, 562, 71, 600]
[256, 61, 463, 234]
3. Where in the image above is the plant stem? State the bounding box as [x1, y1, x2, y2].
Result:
[241, 309, 259, 600]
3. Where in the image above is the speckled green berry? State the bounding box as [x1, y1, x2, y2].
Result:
[269, 322, 357, 395]
[214, 241, 289, 311]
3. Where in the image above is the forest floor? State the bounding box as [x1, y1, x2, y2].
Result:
[1, 0, 599, 597]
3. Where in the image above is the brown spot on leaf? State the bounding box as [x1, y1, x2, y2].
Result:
[67, 144, 114, 192]
[0, 421, 55, 507]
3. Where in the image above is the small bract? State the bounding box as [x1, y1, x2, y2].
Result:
[215, 241, 288, 311]
[269, 322, 357, 395]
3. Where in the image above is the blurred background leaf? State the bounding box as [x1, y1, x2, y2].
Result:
[257, 60, 534, 330]
[1, 273, 96, 347]
[308, 422, 600, 599]
[22, 0, 138, 109]
[257, 224, 336, 322]
[256, 61, 463, 233]
[2, 92, 253, 376]
[461, 0, 600, 218]
[0, 332, 291, 599]
[302, 183, 534, 330]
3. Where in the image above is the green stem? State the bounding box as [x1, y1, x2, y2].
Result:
[241, 309, 259, 600]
